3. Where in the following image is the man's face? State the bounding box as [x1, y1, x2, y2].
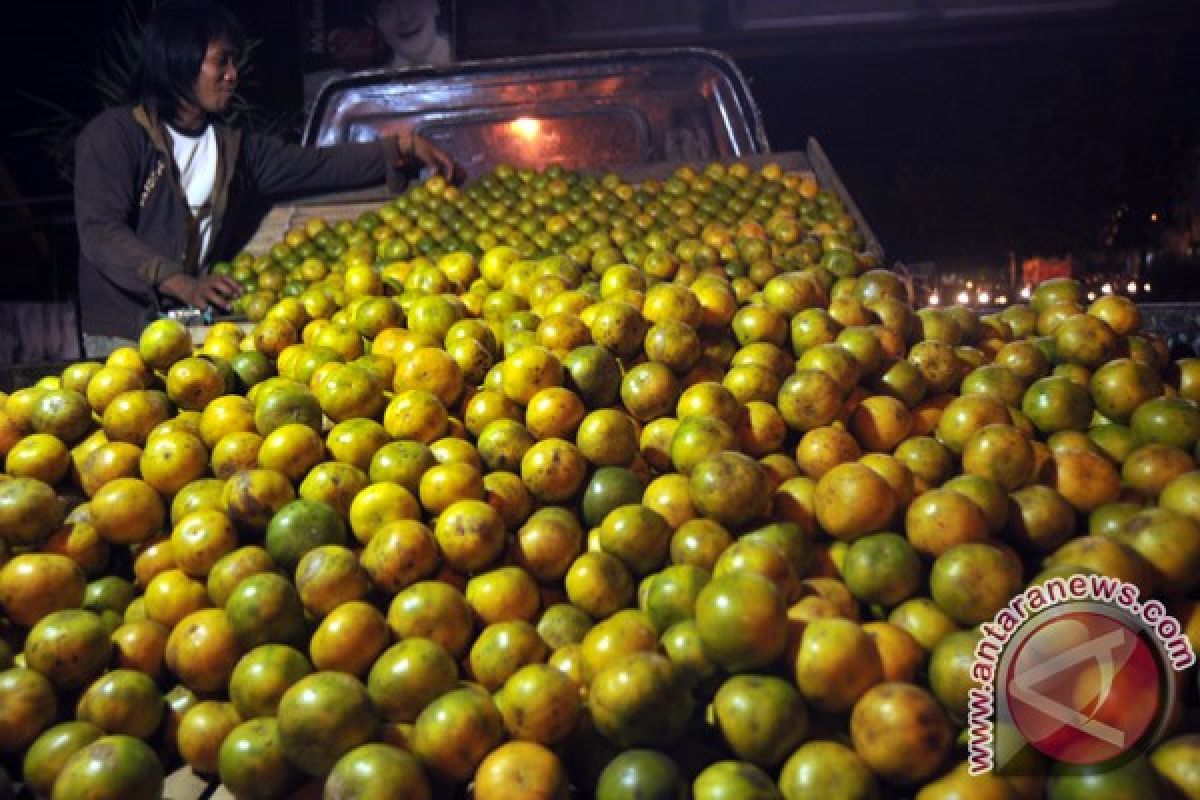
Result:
[193, 38, 239, 115]
[376, 0, 438, 40]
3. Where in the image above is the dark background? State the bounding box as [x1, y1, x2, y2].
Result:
[1, 0, 1198, 298]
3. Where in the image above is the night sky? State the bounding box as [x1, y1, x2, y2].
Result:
[2, 1, 1198, 286]
[740, 20, 1200, 271]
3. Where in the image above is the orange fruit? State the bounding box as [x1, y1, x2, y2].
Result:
[513, 507, 584, 583]
[850, 682, 953, 786]
[1122, 443, 1195, 498]
[1089, 358, 1163, 424]
[863, 621, 926, 684]
[433, 499, 506, 574]
[6, 433, 71, 485]
[1022, 375, 1093, 434]
[961, 424, 1036, 491]
[711, 674, 808, 767]
[138, 318, 193, 371]
[795, 426, 862, 479]
[294, 544, 370, 616]
[1054, 313, 1118, 368]
[325, 418, 391, 471]
[474, 741, 570, 800]
[934, 394, 1011, 455]
[412, 685, 504, 783]
[325, 743, 432, 800]
[360, 518, 440, 594]
[793, 618, 883, 713]
[466, 566, 541, 625]
[418, 461, 484, 514]
[1043, 447, 1121, 512]
[694, 571, 786, 672]
[90, 478, 164, 545]
[777, 369, 844, 433]
[814, 462, 896, 541]
[849, 394, 913, 452]
[387, 581, 474, 658]
[111, 619, 169, 679]
[905, 488, 990, 558]
[779, 740, 879, 800]
[367, 637, 458, 724]
[564, 551, 636, 620]
[467, 618, 549, 691]
[930, 543, 1024, 626]
[85, 366, 145, 414]
[170, 510, 238, 578]
[206, 545, 273, 608]
[310, 601, 390, 676]
[521, 438, 588, 504]
[277, 671, 377, 777]
[588, 652, 693, 748]
[0, 476, 63, 547]
[165, 608, 241, 693]
[621, 362, 680, 423]
[1120, 508, 1200, 594]
[140, 431, 208, 496]
[176, 700, 241, 776]
[689, 450, 769, 528]
[223, 468, 296, 532]
[50, 734, 164, 800]
[166, 357, 228, 412]
[257, 423, 325, 483]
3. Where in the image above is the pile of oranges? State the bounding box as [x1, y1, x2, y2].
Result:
[0, 161, 1199, 800]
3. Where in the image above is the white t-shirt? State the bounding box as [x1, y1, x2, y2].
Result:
[165, 123, 218, 266]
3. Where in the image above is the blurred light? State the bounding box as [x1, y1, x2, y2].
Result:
[928, 292, 940, 306]
[978, 291, 991, 305]
[1101, 283, 1113, 294]
[957, 291, 970, 305]
[1144, 283, 1152, 292]
[966, 281, 974, 289]
[1150, 213, 1159, 222]
[1020, 286, 1031, 299]
[996, 295, 1008, 305]
[1127, 281, 1138, 293]
[510, 117, 542, 139]
[1087, 291, 1097, 301]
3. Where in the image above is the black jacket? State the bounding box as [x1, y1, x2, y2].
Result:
[75, 105, 405, 338]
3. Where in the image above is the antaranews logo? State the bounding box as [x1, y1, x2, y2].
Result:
[967, 573, 1195, 775]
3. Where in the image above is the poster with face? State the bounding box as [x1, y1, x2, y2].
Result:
[303, 0, 456, 106]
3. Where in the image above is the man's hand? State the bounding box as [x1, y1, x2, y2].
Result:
[398, 132, 464, 184]
[159, 273, 242, 312]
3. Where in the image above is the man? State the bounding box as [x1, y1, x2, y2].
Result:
[374, 0, 455, 68]
[75, 0, 460, 355]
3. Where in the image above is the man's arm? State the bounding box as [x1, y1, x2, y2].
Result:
[243, 131, 462, 199]
[242, 133, 407, 199]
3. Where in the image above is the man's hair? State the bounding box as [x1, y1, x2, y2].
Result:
[135, 0, 245, 121]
